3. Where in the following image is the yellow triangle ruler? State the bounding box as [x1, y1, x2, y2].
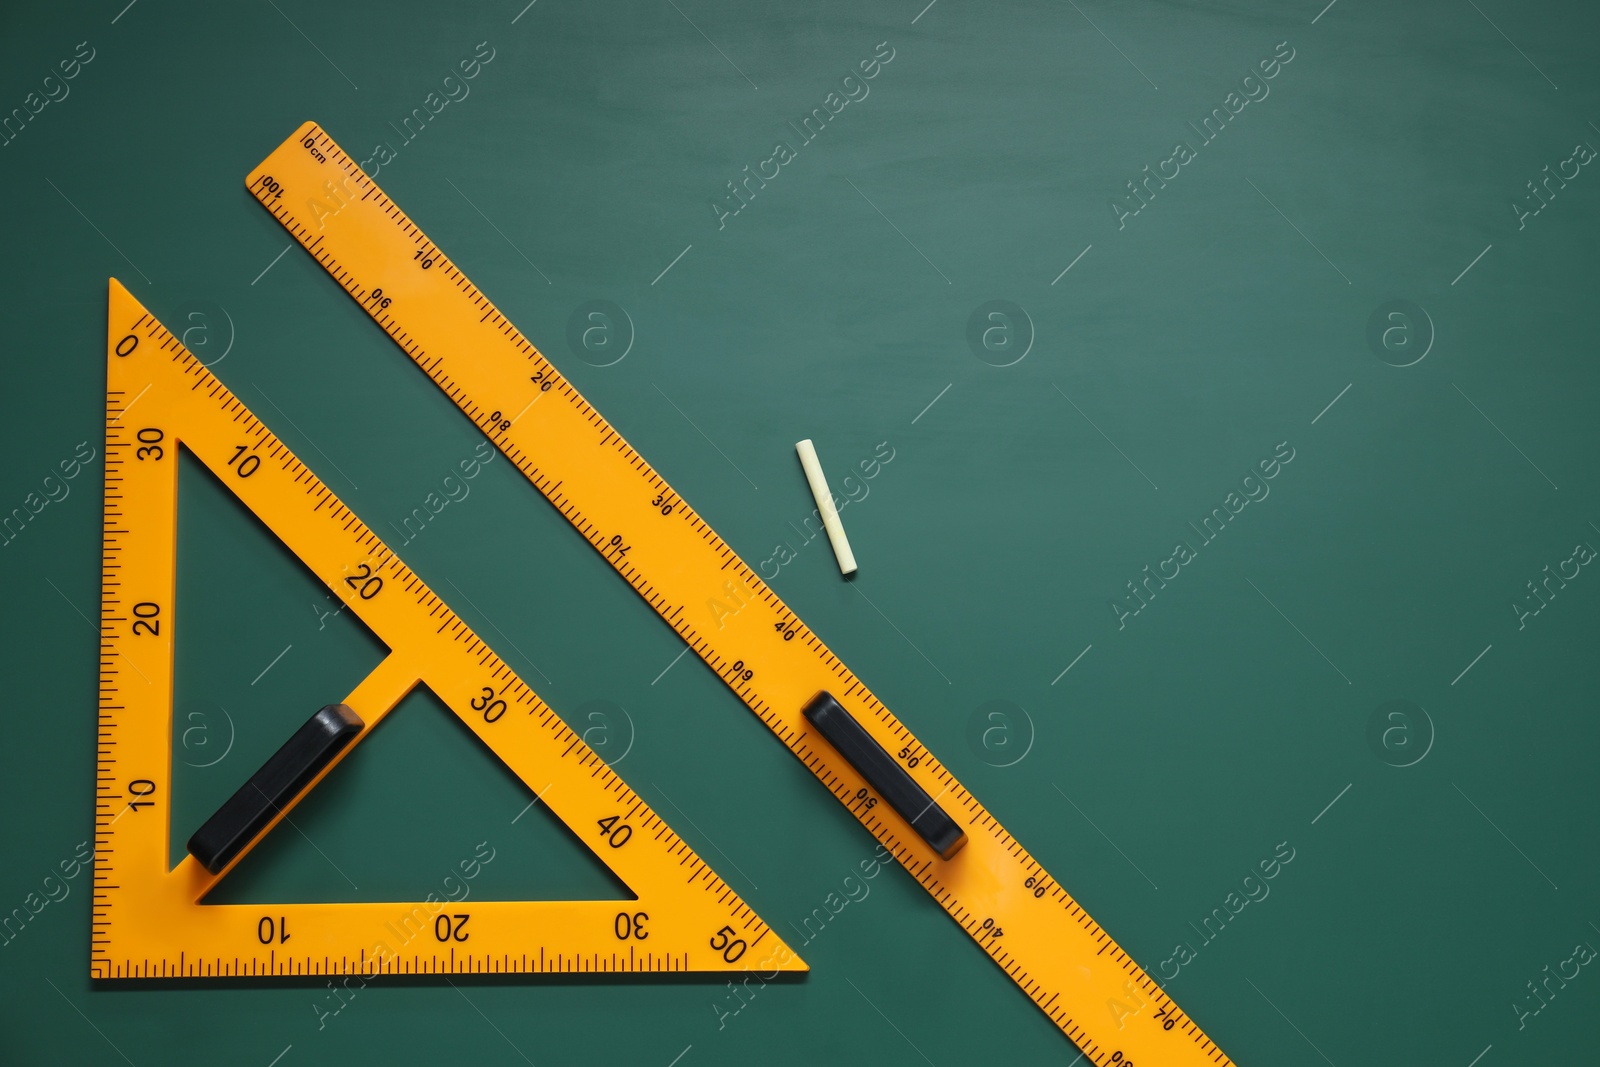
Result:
[241, 122, 1235, 1066]
[95, 279, 803, 978]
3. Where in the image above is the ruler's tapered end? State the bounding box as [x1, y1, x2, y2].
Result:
[244, 120, 325, 195]
[765, 942, 810, 974]
[107, 276, 135, 318]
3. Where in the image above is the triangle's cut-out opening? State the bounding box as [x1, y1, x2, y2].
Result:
[207, 681, 634, 904]
[170, 443, 391, 870]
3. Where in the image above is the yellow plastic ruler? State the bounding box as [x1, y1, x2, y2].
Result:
[242, 121, 1235, 1066]
[95, 279, 803, 978]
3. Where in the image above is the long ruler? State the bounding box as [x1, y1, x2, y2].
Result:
[248, 122, 1234, 1065]
[95, 279, 803, 977]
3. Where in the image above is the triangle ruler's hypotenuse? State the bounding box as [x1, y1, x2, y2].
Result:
[95, 279, 803, 978]
[233, 122, 1236, 1067]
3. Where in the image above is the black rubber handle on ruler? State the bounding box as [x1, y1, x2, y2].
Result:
[187, 703, 364, 874]
[802, 691, 966, 859]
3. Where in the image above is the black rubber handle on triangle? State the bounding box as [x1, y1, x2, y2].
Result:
[802, 691, 967, 860]
[187, 703, 364, 874]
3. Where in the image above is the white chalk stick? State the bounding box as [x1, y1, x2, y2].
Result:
[795, 439, 857, 576]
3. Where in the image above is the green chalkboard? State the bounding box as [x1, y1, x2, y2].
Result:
[2, 0, 1598, 1064]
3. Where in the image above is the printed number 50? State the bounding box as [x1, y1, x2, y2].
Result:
[709, 925, 746, 963]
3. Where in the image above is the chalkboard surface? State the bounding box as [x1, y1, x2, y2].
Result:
[2, 1, 1597, 1064]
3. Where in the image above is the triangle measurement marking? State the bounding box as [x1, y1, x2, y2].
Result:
[94, 279, 803, 979]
